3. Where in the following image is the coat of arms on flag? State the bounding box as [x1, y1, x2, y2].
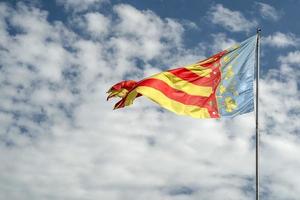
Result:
[107, 35, 257, 118]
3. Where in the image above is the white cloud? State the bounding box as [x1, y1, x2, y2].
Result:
[278, 51, 300, 65]
[69, 12, 110, 40]
[56, 0, 108, 12]
[209, 4, 257, 32]
[210, 33, 237, 52]
[259, 62, 300, 200]
[263, 32, 299, 48]
[256, 2, 281, 21]
[0, 2, 299, 200]
[85, 12, 111, 39]
[108, 4, 186, 76]
[179, 19, 199, 30]
[113, 4, 183, 48]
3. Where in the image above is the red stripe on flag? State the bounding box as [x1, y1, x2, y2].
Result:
[137, 78, 219, 116]
[168, 67, 216, 86]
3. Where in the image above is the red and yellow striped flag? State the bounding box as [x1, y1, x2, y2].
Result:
[107, 35, 257, 118]
[107, 51, 225, 118]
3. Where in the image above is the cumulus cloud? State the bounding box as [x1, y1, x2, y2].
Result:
[56, 0, 108, 12]
[0, 2, 80, 147]
[209, 4, 257, 33]
[263, 32, 299, 48]
[0, 2, 299, 200]
[179, 19, 199, 30]
[84, 12, 110, 38]
[256, 2, 281, 21]
[278, 50, 300, 65]
[210, 33, 237, 53]
[260, 62, 300, 200]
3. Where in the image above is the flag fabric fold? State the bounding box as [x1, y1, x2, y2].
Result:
[107, 35, 257, 118]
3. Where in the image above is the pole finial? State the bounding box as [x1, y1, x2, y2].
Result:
[256, 27, 262, 33]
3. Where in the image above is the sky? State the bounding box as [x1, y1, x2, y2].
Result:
[0, 0, 299, 200]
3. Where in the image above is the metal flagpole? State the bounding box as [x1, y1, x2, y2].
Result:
[255, 28, 261, 200]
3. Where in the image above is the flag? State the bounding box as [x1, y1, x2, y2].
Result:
[107, 35, 257, 118]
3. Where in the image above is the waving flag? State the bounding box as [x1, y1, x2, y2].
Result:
[107, 35, 257, 118]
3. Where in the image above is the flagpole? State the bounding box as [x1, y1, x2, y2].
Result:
[255, 28, 261, 200]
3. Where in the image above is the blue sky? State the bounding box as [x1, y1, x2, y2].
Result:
[0, 0, 299, 200]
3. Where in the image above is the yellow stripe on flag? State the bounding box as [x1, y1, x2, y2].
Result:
[124, 89, 138, 106]
[185, 65, 212, 78]
[151, 72, 212, 97]
[132, 86, 210, 118]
